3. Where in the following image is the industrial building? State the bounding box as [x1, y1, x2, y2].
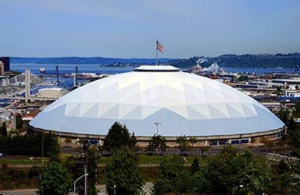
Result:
[38, 88, 64, 98]
[30, 65, 285, 146]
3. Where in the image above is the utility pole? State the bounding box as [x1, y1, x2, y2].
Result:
[84, 140, 89, 195]
[73, 166, 88, 195]
[84, 165, 87, 195]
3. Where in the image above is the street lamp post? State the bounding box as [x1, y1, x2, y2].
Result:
[84, 165, 87, 195]
[114, 184, 116, 195]
[83, 141, 89, 195]
[154, 122, 162, 135]
[73, 166, 88, 195]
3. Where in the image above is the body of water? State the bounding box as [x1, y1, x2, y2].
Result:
[11, 64, 134, 75]
[7, 63, 298, 91]
[10, 63, 297, 75]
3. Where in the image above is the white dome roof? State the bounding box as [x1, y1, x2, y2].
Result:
[30, 66, 284, 137]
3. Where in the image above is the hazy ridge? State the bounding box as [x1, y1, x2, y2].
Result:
[10, 53, 300, 68]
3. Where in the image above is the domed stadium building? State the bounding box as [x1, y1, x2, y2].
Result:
[30, 65, 285, 147]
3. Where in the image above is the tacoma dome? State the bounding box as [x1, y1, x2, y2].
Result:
[30, 65, 285, 145]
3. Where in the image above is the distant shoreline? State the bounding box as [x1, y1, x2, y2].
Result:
[9, 52, 300, 68]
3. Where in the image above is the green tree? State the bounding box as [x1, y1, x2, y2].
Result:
[287, 118, 297, 135]
[294, 102, 300, 118]
[286, 118, 300, 148]
[191, 157, 200, 174]
[44, 132, 60, 162]
[274, 86, 282, 96]
[176, 135, 191, 153]
[269, 160, 293, 194]
[37, 162, 72, 195]
[105, 147, 143, 195]
[0, 121, 7, 137]
[151, 156, 186, 195]
[16, 114, 23, 129]
[62, 154, 84, 194]
[189, 136, 197, 147]
[129, 132, 137, 150]
[87, 147, 101, 195]
[206, 146, 270, 194]
[146, 134, 166, 154]
[191, 169, 211, 194]
[198, 146, 209, 159]
[104, 122, 134, 151]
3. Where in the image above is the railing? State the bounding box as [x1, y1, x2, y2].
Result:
[266, 153, 300, 163]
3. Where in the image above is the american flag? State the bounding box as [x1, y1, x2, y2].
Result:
[156, 40, 164, 53]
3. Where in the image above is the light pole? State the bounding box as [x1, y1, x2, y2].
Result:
[154, 122, 161, 135]
[83, 141, 89, 195]
[73, 166, 88, 195]
[114, 184, 116, 195]
[42, 131, 44, 166]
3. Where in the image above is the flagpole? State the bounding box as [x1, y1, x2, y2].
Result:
[156, 40, 158, 65]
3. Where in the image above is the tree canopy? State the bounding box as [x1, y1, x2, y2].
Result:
[103, 122, 136, 151]
[146, 134, 167, 154]
[37, 162, 72, 195]
[206, 146, 270, 194]
[0, 122, 7, 137]
[105, 147, 144, 195]
[152, 146, 274, 195]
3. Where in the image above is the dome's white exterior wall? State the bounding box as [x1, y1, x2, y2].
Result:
[30, 68, 284, 137]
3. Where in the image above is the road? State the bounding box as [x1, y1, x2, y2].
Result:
[0, 183, 153, 195]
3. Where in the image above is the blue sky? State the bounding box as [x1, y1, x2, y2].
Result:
[1, 0, 299, 58]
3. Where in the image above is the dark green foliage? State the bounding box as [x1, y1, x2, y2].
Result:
[199, 146, 209, 158]
[206, 146, 270, 194]
[0, 132, 60, 157]
[104, 122, 136, 151]
[37, 162, 72, 195]
[269, 160, 293, 194]
[285, 118, 300, 148]
[176, 135, 192, 153]
[129, 132, 137, 150]
[87, 148, 100, 195]
[152, 155, 210, 195]
[287, 118, 297, 134]
[173, 168, 194, 193]
[294, 102, 300, 118]
[0, 122, 7, 137]
[62, 154, 84, 193]
[105, 147, 143, 195]
[290, 130, 300, 148]
[189, 136, 197, 147]
[274, 86, 282, 96]
[276, 108, 290, 124]
[191, 157, 200, 174]
[44, 132, 60, 162]
[28, 166, 41, 178]
[0, 164, 40, 189]
[146, 134, 166, 153]
[191, 170, 211, 193]
[152, 146, 273, 195]
[151, 156, 185, 195]
[63, 145, 100, 195]
[16, 114, 23, 129]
